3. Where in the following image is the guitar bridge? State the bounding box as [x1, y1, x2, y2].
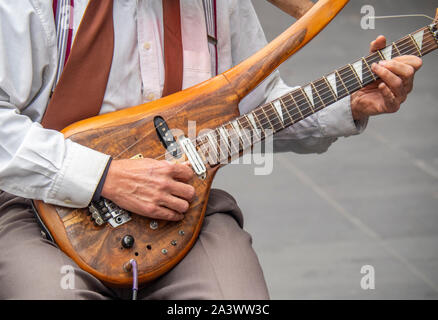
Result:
[89, 199, 131, 228]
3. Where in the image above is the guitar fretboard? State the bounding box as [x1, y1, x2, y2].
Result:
[196, 25, 438, 165]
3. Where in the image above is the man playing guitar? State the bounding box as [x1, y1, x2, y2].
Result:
[0, 0, 422, 299]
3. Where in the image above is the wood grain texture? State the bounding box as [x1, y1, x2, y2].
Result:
[34, 0, 349, 287]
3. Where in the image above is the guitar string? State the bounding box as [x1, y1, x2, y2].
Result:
[254, 37, 437, 125]
[193, 39, 438, 163]
[207, 28, 438, 155]
[209, 29, 434, 135]
[175, 37, 438, 163]
[197, 38, 437, 161]
[266, 32, 435, 118]
[111, 33, 436, 163]
[215, 35, 436, 137]
[150, 38, 437, 163]
[207, 39, 437, 160]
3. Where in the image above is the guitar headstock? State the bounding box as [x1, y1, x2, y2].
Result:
[430, 9, 438, 41]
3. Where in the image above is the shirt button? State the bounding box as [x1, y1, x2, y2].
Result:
[143, 42, 151, 50]
[64, 198, 72, 204]
[146, 93, 155, 101]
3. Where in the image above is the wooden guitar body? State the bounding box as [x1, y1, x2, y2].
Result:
[34, 0, 350, 287]
[34, 75, 240, 286]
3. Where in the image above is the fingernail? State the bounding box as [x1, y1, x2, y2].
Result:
[379, 60, 388, 66]
[371, 63, 379, 70]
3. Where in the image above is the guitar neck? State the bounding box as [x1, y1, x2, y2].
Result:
[197, 24, 438, 166]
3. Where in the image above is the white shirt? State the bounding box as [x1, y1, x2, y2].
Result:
[0, 0, 366, 208]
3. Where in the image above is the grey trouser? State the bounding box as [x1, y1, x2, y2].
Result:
[0, 189, 269, 299]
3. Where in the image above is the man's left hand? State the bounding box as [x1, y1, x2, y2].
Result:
[351, 35, 423, 121]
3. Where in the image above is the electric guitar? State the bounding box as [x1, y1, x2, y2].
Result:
[33, 0, 438, 287]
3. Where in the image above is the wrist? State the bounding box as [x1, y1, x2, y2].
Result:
[350, 92, 366, 121]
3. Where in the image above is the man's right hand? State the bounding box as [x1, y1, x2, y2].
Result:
[101, 158, 195, 221]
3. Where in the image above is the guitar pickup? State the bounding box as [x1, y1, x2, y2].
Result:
[179, 136, 207, 180]
[154, 116, 181, 158]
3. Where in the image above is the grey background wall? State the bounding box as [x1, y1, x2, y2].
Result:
[212, 0, 438, 299]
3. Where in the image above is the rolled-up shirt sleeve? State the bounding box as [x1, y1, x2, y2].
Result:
[0, 1, 109, 208]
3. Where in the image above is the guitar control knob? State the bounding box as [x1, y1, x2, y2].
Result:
[121, 235, 135, 249]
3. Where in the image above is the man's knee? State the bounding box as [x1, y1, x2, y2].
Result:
[199, 213, 269, 299]
[143, 213, 269, 300]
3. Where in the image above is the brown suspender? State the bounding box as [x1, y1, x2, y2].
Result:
[42, 0, 183, 131]
[162, 0, 184, 97]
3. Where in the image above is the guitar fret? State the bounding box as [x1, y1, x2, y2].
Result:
[279, 98, 294, 126]
[206, 131, 224, 164]
[338, 65, 361, 93]
[321, 77, 337, 103]
[358, 58, 374, 85]
[244, 113, 261, 142]
[335, 70, 349, 96]
[367, 52, 381, 64]
[271, 101, 286, 129]
[240, 115, 257, 146]
[348, 64, 363, 87]
[396, 37, 414, 56]
[325, 72, 338, 98]
[392, 42, 401, 57]
[217, 127, 232, 159]
[310, 82, 326, 110]
[256, 107, 272, 132]
[413, 29, 427, 53]
[376, 50, 385, 60]
[361, 57, 376, 81]
[260, 107, 273, 130]
[236, 118, 252, 149]
[223, 123, 240, 155]
[301, 86, 315, 113]
[230, 120, 245, 149]
[268, 103, 284, 131]
[408, 34, 422, 56]
[313, 79, 330, 107]
[288, 93, 304, 122]
[197, 140, 210, 165]
[380, 45, 393, 60]
[252, 110, 267, 140]
[292, 90, 312, 119]
[252, 110, 263, 128]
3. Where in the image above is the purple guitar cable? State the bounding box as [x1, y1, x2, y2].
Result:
[129, 259, 138, 300]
